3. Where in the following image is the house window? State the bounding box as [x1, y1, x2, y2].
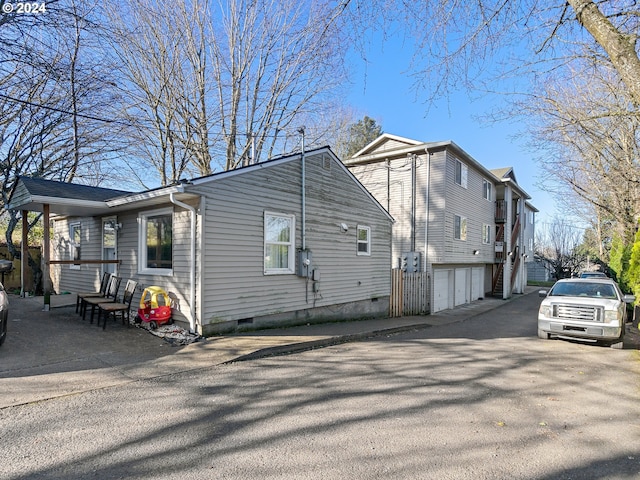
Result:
[529, 238, 534, 252]
[455, 160, 468, 188]
[138, 208, 173, 275]
[482, 224, 491, 245]
[483, 179, 492, 201]
[454, 215, 467, 240]
[70, 222, 81, 270]
[264, 212, 295, 274]
[357, 225, 371, 256]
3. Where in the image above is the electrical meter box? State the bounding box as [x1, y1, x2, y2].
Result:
[297, 250, 312, 277]
[400, 251, 422, 273]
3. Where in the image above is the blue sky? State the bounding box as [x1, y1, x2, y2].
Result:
[345, 37, 558, 227]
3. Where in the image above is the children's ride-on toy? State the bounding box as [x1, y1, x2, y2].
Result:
[136, 286, 172, 330]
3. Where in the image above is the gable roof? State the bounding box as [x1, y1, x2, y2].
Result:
[350, 133, 423, 158]
[490, 167, 517, 183]
[179, 146, 394, 222]
[346, 134, 533, 201]
[8, 147, 394, 222]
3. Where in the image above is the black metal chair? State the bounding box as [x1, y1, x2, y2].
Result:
[76, 272, 111, 313]
[81, 276, 121, 323]
[96, 280, 138, 330]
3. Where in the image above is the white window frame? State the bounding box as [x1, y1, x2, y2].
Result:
[482, 224, 491, 245]
[138, 207, 173, 276]
[69, 222, 81, 270]
[264, 212, 296, 275]
[483, 179, 492, 201]
[455, 160, 468, 188]
[454, 215, 467, 241]
[356, 225, 371, 256]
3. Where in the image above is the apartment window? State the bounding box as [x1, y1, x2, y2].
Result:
[482, 224, 491, 245]
[70, 222, 81, 270]
[529, 238, 534, 252]
[483, 179, 492, 201]
[264, 212, 295, 274]
[357, 225, 371, 256]
[454, 215, 467, 240]
[138, 208, 173, 275]
[455, 160, 468, 188]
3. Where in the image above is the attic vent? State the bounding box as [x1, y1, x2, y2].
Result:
[322, 155, 331, 170]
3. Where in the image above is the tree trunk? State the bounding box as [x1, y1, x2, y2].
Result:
[568, 0, 640, 106]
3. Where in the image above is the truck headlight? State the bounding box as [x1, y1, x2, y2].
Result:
[604, 309, 620, 323]
[539, 304, 551, 317]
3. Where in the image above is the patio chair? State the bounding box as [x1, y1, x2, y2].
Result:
[75, 272, 111, 313]
[81, 276, 121, 323]
[96, 280, 138, 330]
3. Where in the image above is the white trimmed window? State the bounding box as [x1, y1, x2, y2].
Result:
[454, 215, 467, 240]
[483, 179, 492, 201]
[70, 222, 81, 270]
[264, 212, 295, 274]
[455, 160, 468, 188]
[482, 224, 491, 244]
[138, 208, 173, 275]
[357, 225, 371, 256]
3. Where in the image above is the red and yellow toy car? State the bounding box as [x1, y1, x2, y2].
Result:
[136, 286, 172, 330]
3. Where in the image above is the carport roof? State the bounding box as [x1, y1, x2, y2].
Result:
[7, 177, 134, 216]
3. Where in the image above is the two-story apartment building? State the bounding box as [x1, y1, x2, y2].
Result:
[344, 134, 537, 313]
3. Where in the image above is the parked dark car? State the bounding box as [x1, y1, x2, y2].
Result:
[579, 271, 607, 278]
[0, 281, 7, 346]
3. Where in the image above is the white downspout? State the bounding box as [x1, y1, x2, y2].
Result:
[170, 193, 196, 333]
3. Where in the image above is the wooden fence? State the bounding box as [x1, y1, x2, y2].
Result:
[390, 269, 429, 317]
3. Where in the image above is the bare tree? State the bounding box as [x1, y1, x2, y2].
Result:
[0, 0, 127, 291]
[209, 0, 349, 170]
[105, 0, 209, 185]
[536, 216, 586, 279]
[520, 58, 640, 243]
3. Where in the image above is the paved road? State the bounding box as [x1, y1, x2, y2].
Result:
[2, 292, 640, 479]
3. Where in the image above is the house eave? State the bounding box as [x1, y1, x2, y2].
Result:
[8, 195, 112, 216]
[106, 185, 199, 211]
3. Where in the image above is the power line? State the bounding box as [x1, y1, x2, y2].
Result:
[0, 93, 125, 125]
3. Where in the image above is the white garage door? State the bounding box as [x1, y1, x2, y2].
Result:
[454, 268, 469, 306]
[471, 267, 484, 301]
[432, 269, 451, 313]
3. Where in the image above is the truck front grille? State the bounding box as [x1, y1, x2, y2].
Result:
[553, 304, 603, 322]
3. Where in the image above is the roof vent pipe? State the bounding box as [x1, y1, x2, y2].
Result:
[298, 126, 306, 251]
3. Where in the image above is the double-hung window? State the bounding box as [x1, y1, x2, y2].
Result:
[70, 222, 81, 270]
[455, 160, 468, 188]
[264, 212, 295, 274]
[357, 225, 371, 256]
[482, 224, 491, 245]
[483, 179, 492, 201]
[454, 215, 467, 240]
[138, 208, 173, 275]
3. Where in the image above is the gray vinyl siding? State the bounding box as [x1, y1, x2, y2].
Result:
[421, 149, 447, 265]
[442, 150, 495, 263]
[51, 206, 196, 325]
[193, 152, 392, 325]
[51, 216, 105, 294]
[112, 205, 196, 324]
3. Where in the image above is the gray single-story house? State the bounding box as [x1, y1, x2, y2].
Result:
[8, 147, 394, 335]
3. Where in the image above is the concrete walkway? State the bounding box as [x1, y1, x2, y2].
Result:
[0, 289, 538, 409]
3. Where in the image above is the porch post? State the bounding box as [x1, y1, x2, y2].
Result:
[21, 211, 28, 298]
[43, 203, 51, 311]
